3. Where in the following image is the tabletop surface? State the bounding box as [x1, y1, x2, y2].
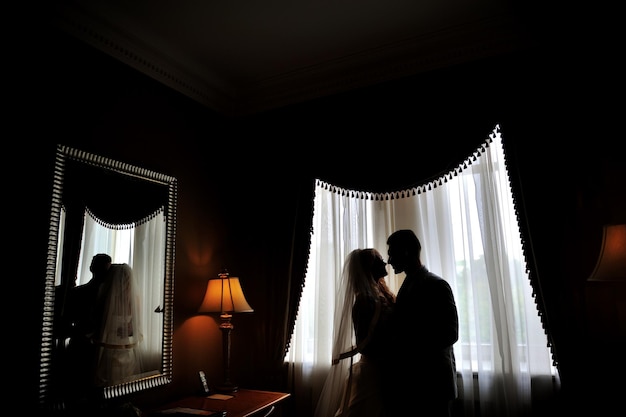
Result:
[151, 389, 291, 417]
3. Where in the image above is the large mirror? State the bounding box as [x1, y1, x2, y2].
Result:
[39, 145, 177, 410]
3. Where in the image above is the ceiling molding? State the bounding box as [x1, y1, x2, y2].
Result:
[52, 4, 531, 117]
[52, 4, 233, 113]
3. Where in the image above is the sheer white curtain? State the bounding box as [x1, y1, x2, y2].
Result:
[77, 208, 166, 370]
[285, 125, 560, 416]
[284, 184, 380, 414]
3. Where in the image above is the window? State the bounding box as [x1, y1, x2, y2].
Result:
[286, 125, 559, 416]
[58, 207, 167, 370]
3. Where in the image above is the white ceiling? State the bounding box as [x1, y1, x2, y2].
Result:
[51, 0, 532, 117]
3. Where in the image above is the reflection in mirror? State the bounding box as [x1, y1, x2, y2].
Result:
[39, 145, 177, 410]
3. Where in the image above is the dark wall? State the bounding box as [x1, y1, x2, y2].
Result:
[21, 14, 624, 415]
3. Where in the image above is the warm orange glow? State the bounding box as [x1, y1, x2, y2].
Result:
[198, 277, 254, 313]
[588, 224, 626, 281]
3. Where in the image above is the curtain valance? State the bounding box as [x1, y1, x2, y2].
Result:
[317, 133, 494, 201]
[63, 159, 169, 225]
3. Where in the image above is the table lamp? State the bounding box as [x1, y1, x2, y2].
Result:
[198, 269, 253, 393]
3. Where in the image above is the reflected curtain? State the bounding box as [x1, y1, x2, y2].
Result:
[76, 207, 166, 371]
[285, 125, 560, 417]
[58, 156, 170, 289]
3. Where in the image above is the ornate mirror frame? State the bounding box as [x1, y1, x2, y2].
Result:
[39, 144, 177, 409]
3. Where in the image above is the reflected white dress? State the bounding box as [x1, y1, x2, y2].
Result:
[93, 263, 144, 386]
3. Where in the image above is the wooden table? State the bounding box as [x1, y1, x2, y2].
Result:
[147, 389, 291, 417]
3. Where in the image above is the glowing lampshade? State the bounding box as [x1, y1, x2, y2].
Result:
[588, 224, 626, 281]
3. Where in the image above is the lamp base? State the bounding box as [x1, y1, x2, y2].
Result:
[215, 381, 238, 393]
